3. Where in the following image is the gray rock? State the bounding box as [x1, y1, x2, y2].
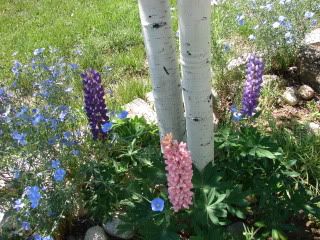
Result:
[145, 91, 155, 110]
[308, 122, 320, 135]
[227, 53, 250, 70]
[282, 87, 298, 106]
[297, 85, 315, 100]
[304, 28, 320, 45]
[103, 217, 134, 240]
[124, 98, 157, 124]
[299, 28, 320, 92]
[84, 226, 109, 240]
[0, 212, 4, 224]
[227, 222, 245, 239]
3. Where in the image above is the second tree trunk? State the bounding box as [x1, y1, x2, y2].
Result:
[178, 0, 214, 171]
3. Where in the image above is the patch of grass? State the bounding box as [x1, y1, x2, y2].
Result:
[0, 0, 148, 106]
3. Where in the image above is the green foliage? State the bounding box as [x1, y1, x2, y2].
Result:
[215, 124, 320, 239]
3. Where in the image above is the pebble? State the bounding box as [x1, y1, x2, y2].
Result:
[84, 226, 109, 240]
[308, 122, 320, 135]
[282, 87, 298, 106]
[103, 217, 134, 240]
[297, 85, 315, 100]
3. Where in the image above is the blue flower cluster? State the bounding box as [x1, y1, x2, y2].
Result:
[26, 186, 41, 209]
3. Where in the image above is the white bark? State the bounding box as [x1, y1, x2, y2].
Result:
[177, 0, 214, 171]
[138, 0, 186, 141]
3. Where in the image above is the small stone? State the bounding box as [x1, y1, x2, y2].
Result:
[304, 28, 320, 45]
[227, 222, 245, 238]
[84, 226, 109, 240]
[227, 53, 250, 70]
[297, 85, 315, 100]
[306, 220, 314, 228]
[124, 98, 157, 124]
[103, 217, 134, 240]
[0, 212, 4, 224]
[282, 87, 298, 106]
[145, 91, 155, 110]
[308, 122, 320, 135]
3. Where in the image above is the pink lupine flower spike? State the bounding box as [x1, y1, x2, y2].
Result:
[161, 133, 194, 212]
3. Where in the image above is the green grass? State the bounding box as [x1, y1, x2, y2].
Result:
[0, 0, 150, 104]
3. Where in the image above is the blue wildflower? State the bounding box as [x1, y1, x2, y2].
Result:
[13, 199, 24, 211]
[278, 16, 286, 24]
[0, 88, 5, 96]
[230, 105, 238, 113]
[11, 131, 27, 146]
[103, 65, 113, 72]
[43, 236, 53, 240]
[73, 49, 82, 55]
[26, 186, 41, 209]
[32, 114, 44, 126]
[102, 122, 113, 133]
[284, 21, 292, 30]
[63, 131, 72, 139]
[16, 107, 28, 120]
[13, 169, 20, 179]
[59, 106, 69, 121]
[22, 221, 30, 231]
[48, 136, 58, 145]
[264, 3, 273, 11]
[232, 112, 243, 121]
[236, 14, 245, 26]
[51, 159, 60, 169]
[285, 32, 293, 44]
[151, 198, 165, 212]
[311, 19, 317, 26]
[305, 11, 315, 19]
[279, 0, 291, 4]
[117, 110, 128, 119]
[11, 60, 22, 77]
[33, 48, 45, 56]
[50, 119, 58, 130]
[53, 168, 66, 182]
[223, 43, 231, 52]
[69, 63, 79, 70]
[230, 106, 243, 121]
[272, 21, 280, 28]
[33, 234, 42, 240]
[71, 149, 80, 156]
[248, 34, 256, 41]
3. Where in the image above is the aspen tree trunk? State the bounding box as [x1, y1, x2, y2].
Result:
[177, 0, 214, 171]
[138, 0, 186, 141]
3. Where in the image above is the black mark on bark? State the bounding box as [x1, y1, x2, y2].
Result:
[163, 66, 169, 75]
[192, 117, 200, 122]
[187, 51, 192, 56]
[153, 22, 167, 29]
[200, 141, 211, 147]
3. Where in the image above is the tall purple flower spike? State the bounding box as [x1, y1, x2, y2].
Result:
[81, 69, 109, 140]
[241, 55, 264, 117]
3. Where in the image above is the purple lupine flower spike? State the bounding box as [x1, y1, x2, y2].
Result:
[241, 55, 264, 117]
[81, 69, 110, 140]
